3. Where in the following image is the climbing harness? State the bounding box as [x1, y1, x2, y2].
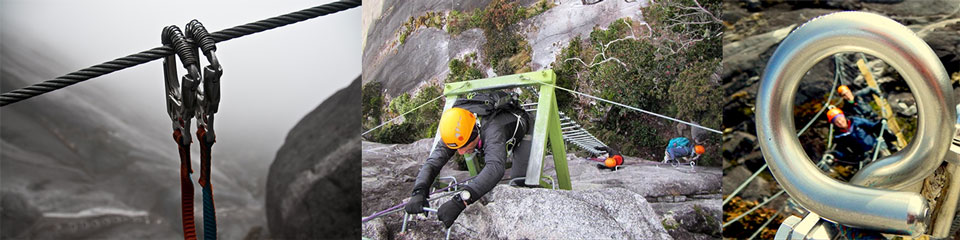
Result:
[162, 19, 222, 240]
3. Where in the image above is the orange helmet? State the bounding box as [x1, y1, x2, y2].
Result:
[438, 107, 477, 149]
[694, 145, 705, 155]
[837, 85, 851, 94]
[604, 158, 617, 168]
[827, 108, 844, 123]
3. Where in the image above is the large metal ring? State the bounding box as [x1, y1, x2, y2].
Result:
[756, 11, 955, 235]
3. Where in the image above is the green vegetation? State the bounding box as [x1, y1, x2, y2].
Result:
[447, 0, 554, 36]
[363, 52, 489, 145]
[661, 217, 679, 230]
[550, 0, 722, 163]
[448, 0, 549, 75]
[365, 84, 444, 144]
[398, 11, 445, 45]
[723, 196, 782, 239]
[447, 52, 484, 83]
[361, 81, 385, 131]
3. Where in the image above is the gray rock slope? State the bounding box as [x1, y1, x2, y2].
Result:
[362, 139, 721, 239]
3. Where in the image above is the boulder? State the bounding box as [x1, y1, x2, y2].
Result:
[361, 138, 722, 239]
[265, 76, 361, 239]
[452, 186, 673, 239]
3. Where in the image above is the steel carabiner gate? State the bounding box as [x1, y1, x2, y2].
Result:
[162, 19, 223, 240]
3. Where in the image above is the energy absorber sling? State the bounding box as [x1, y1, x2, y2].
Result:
[162, 20, 223, 240]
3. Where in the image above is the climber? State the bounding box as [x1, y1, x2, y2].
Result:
[662, 137, 705, 166]
[825, 108, 897, 166]
[404, 91, 530, 228]
[837, 85, 881, 120]
[594, 146, 624, 171]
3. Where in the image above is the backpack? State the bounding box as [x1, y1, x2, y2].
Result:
[668, 137, 691, 149]
[454, 91, 527, 153]
[453, 91, 522, 117]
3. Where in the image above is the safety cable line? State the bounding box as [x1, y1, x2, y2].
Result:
[539, 82, 723, 134]
[748, 208, 782, 240]
[0, 0, 361, 107]
[723, 134, 834, 228]
[361, 95, 445, 136]
[723, 190, 786, 228]
[723, 54, 845, 205]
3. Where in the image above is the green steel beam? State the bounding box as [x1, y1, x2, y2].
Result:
[526, 78, 554, 187]
[464, 153, 480, 176]
[442, 70, 555, 96]
[433, 70, 572, 190]
[547, 92, 572, 190]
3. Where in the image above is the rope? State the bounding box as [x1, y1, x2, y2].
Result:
[539, 82, 722, 134]
[0, 0, 361, 107]
[361, 95, 445, 136]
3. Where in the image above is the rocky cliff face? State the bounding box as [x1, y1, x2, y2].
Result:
[265, 76, 361, 239]
[361, 139, 721, 239]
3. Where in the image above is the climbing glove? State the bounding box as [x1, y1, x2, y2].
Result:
[438, 194, 467, 228]
[404, 189, 429, 216]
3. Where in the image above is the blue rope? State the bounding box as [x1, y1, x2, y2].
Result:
[202, 186, 216, 240]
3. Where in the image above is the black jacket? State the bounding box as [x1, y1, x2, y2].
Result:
[412, 107, 528, 203]
[840, 87, 881, 120]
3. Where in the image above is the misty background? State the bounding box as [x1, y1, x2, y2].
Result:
[1, 0, 359, 238]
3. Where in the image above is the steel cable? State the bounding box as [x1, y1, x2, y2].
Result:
[0, 0, 360, 106]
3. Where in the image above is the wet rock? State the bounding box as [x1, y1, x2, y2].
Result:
[722, 131, 757, 161]
[721, 24, 795, 81]
[265, 77, 361, 239]
[722, 165, 772, 201]
[0, 192, 41, 238]
[862, 0, 960, 24]
[888, 92, 918, 117]
[653, 199, 722, 239]
[919, 20, 960, 73]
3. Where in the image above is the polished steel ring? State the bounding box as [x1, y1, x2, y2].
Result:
[756, 11, 955, 235]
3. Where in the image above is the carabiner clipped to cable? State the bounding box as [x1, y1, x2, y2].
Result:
[162, 24, 202, 240]
[162, 19, 224, 240]
[185, 19, 222, 240]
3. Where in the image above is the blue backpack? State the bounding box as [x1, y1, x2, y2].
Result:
[667, 137, 691, 149]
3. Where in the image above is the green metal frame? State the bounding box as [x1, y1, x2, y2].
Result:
[428, 70, 572, 190]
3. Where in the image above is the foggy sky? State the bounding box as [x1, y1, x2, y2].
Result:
[1, 0, 360, 161]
